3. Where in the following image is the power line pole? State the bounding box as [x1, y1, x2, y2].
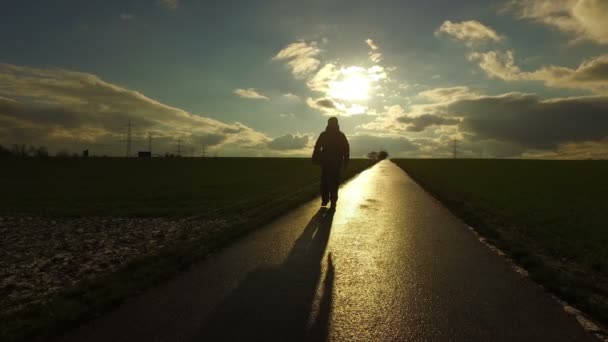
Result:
[122, 120, 134, 157]
[452, 139, 459, 159]
[147, 132, 152, 154]
[201, 145, 207, 158]
[176, 139, 183, 157]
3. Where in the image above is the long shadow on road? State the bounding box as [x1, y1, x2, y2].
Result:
[194, 207, 335, 342]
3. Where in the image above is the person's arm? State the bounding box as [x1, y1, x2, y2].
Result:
[342, 133, 350, 169]
[312, 132, 324, 164]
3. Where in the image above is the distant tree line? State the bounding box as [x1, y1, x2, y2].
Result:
[367, 150, 389, 162]
[0, 144, 50, 158]
[0, 144, 85, 158]
[0, 144, 220, 158]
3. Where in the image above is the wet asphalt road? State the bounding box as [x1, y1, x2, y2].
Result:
[59, 160, 596, 341]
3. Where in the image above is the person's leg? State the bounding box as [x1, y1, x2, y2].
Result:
[320, 166, 329, 205]
[329, 166, 340, 208]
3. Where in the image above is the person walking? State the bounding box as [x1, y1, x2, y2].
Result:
[312, 117, 350, 209]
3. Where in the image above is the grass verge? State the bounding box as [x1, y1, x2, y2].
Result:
[1, 159, 373, 342]
[394, 159, 608, 328]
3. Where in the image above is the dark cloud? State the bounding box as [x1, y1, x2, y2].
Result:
[447, 93, 608, 149]
[398, 114, 460, 132]
[0, 63, 270, 155]
[0, 98, 157, 131]
[222, 127, 244, 134]
[315, 98, 336, 109]
[191, 134, 226, 147]
[0, 98, 84, 129]
[572, 56, 608, 82]
[267, 134, 309, 150]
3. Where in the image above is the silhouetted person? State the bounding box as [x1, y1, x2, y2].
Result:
[313, 117, 350, 209]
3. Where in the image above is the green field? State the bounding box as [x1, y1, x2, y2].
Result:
[394, 159, 608, 324]
[0, 157, 371, 217]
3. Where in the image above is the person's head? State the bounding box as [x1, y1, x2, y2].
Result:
[327, 117, 339, 130]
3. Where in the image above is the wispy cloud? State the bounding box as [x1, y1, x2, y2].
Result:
[435, 20, 504, 46]
[158, 0, 179, 10]
[273, 41, 321, 79]
[418, 86, 479, 102]
[306, 97, 367, 116]
[282, 93, 300, 100]
[267, 134, 309, 150]
[233, 88, 269, 100]
[468, 50, 608, 94]
[365, 38, 383, 63]
[306, 63, 337, 93]
[503, 0, 608, 45]
[365, 38, 379, 50]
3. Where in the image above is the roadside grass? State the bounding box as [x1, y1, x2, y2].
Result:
[393, 159, 608, 327]
[0, 157, 372, 342]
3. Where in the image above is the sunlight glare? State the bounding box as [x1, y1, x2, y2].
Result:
[328, 67, 371, 102]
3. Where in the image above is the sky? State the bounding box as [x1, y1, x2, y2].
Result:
[1, 0, 607, 158]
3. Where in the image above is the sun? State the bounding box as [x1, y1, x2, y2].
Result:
[328, 67, 371, 102]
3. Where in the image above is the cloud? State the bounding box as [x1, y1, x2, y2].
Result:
[159, 0, 179, 10]
[313, 98, 336, 109]
[359, 102, 459, 133]
[282, 93, 300, 100]
[233, 88, 269, 100]
[357, 105, 409, 132]
[267, 134, 309, 150]
[468, 50, 608, 93]
[548, 139, 608, 159]
[306, 97, 367, 116]
[468, 50, 522, 80]
[359, 86, 608, 157]
[369, 53, 383, 64]
[306, 63, 338, 93]
[447, 92, 608, 149]
[365, 39, 379, 50]
[120, 13, 134, 20]
[398, 114, 460, 132]
[306, 97, 338, 115]
[365, 39, 383, 63]
[0, 63, 270, 156]
[435, 20, 504, 45]
[273, 41, 321, 79]
[418, 86, 480, 102]
[503, 0, 608, 44]
[307, 64, 387, 100]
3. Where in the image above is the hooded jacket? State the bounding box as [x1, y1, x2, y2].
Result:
[312, 122, 350, 166]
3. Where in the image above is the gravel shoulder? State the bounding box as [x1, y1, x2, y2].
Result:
[1, 216, 229, 316]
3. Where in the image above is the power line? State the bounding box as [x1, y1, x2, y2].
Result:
[147, 132, 152, 154]
[176, 139, 183, 157]
[121, 120, 135, 157]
